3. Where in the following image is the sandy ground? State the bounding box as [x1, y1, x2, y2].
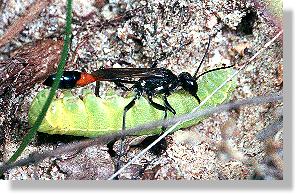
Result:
[0, 0, 283, 180]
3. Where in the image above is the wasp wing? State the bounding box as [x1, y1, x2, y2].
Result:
[90, 68, 165, 82]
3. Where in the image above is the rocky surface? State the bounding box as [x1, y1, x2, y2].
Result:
[0, 0, 283, 180]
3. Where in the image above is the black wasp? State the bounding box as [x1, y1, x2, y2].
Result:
[43, 37, 234, 173]
[44, 37, 233, 129]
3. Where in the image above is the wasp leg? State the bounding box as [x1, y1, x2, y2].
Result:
[194, 94, 201, 104]
[95, 81, 101, 97]
[144, 95, 169, 154]
[148, 95, 168, 131]
[162, 95, 176, 115]
[148, 95, 167, 112]
[115, 95, 139, 176]
[122, 95, 139, 132]
[114, 81, 130, 91]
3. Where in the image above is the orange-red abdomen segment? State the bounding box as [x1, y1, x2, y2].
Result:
[76, 72, 97, 87]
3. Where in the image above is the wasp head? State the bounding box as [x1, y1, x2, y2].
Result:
[178, 72, 201, 103]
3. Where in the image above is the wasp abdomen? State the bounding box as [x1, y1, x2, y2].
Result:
[43, 71, 82, 89]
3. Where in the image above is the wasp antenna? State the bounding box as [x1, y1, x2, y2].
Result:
[195, 65, 235, 80]
[193, 35, 212, 79]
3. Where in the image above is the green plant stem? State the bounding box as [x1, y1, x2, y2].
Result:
[5, 0, 73, 166]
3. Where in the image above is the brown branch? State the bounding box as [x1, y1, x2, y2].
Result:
[0, 0, 52, 48]
[0, 39, 64, 96]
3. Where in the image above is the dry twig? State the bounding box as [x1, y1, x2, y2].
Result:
[0, 0, 52, 48]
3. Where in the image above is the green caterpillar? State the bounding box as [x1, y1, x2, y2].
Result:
[28, 69, 236, 137]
